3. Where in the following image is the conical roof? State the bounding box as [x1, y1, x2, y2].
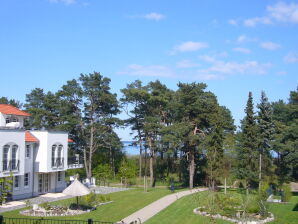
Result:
[63, 179, 91, 197]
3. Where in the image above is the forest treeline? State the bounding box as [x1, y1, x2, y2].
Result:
[1, 72, 297, 190]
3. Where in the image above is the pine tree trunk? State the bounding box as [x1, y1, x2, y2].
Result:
[259, 153, 262, 192]
[88, 123, 94, 180]
[150, 154, 154, 187]
[189, 150, 195, 189]
[139, 137, 143, 178]
[144, 143, 148, 192]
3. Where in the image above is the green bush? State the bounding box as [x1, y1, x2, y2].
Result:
[81, 192, 99, 207]
[39, 202, 51, 210]
[281, 184, 292, 202]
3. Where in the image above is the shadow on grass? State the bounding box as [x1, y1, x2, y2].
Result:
[293, 203, 298, 211]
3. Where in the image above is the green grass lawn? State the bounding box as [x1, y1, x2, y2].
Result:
[1, 187, 175, 222]
[146, 191, 298, 224]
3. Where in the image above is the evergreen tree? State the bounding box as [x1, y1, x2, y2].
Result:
[257, 91, 275, 189]
[237, 92, 259, 191]
[120, 80, 149, 178]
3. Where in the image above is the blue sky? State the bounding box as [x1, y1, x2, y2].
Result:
[0, 0, 297, 140]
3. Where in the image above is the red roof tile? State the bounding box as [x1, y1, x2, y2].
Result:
[0, 104, 30, 116]
[68, 138, 74, 143]
[25, 131, 39, 142]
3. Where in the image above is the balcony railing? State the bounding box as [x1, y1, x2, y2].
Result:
[2, 160, 20, 172]
[68, 156, 83, 169]
[51, 158, 64, 169]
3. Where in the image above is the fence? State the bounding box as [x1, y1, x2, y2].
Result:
[0, 216, 115, 224]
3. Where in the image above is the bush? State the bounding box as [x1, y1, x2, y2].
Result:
[81, 192, 99, 207]
[281, 184, 292, 202]
[39, 202, 51, 210]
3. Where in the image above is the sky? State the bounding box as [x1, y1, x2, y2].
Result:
[0, 0, 297, 141]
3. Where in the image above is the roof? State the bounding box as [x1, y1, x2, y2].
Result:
[25, 131, 39, 142]
[0, 104, 30, 117]
[68, 138, 74, 143]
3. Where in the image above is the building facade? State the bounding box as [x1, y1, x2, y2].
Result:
[0, 104, 82, 200]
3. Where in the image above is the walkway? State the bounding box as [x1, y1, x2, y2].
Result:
[120, 187, 207, 224]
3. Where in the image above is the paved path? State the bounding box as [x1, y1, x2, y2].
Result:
[120, 188, 207, 224]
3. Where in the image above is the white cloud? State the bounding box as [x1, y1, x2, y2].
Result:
[267, 2, 298, 23]
[199, 55, 217, 63]
[244, 17, 272, 27]
[228, 19, 238, 25]
[233, 47, 251, 54]
[237, 35, 257, 43]
[284, 52, 298, 63]
[244, 2, 298, 27]
[118, 64, 176, 78]
[119, 58, 271, 81]
[143, 13, 165, 21]
[197, 56, 271, 80]
[171, 41, 208, 54]
[49, 0, 76, 5]
[176, 60, 200, 68]
[260, 41, 281, 50]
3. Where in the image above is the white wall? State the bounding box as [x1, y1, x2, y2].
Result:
[0, 113, 5, 127]
[30, 131, 68, 173]
[0, 129, 25, 178]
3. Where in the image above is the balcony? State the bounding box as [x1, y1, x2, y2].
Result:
[51, 158, 64, 169]
[2, 160, 20, 172]
[68, 155, 83, 169]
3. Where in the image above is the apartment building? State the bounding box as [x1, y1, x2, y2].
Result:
[0, 104, 82, 200]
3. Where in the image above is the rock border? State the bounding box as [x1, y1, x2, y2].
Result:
[193, 207, 274, 224]
[20, 201, 113, 217]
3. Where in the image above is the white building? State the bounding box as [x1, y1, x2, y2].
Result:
[0, 104, 83, 200]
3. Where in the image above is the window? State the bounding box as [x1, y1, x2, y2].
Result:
[26, 145, 30, 158]
[24, 173, 29, 187]
[14, 176, 19, 188]
[12, 117, 18, 122]
[3, 145, 9, 171]
[5, 118, 10, 124]
[11, 145, 18, 170]
[52, 145, 56, 167]
[58, 171, 61, 181]
[57, 145, 63, 167]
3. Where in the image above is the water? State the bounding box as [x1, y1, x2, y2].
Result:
[122, 141, 139, 155]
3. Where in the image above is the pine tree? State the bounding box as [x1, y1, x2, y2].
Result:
[237, 92, 259, 192]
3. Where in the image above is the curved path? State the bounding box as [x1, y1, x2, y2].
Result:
[119, 187, 207, 224]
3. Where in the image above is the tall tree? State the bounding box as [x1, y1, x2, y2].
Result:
[79, 72, 120, 180]
[144, 80, 172, 187]
[120, 80, 149, 178]
[0, 97, 22, 108]
[272, 87, 298, 183]
[256, 91, 275, 190]
[206, 106, 235, 191]
[174, 82, 218, 189]
[237, 92, 259, 192]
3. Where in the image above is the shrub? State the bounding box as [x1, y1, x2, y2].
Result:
[39, 202, 51, 210]
[281, 184, 292, 202]
[81, 192, 98, 207]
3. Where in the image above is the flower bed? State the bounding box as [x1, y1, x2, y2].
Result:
[20, 201, 113, 217]
[193, 207, 274, 224]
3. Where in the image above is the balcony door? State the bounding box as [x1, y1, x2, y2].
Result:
[38, 173, 51, 194]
